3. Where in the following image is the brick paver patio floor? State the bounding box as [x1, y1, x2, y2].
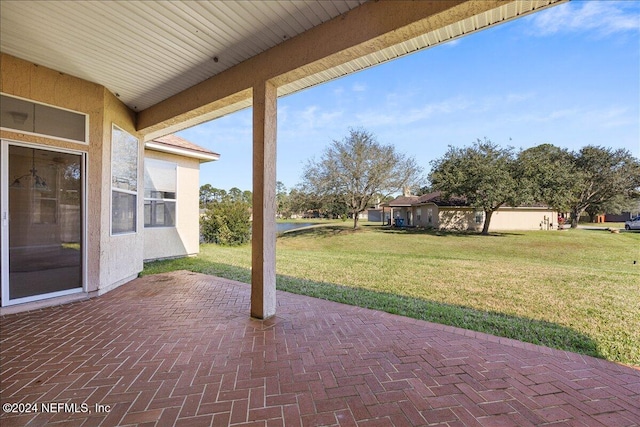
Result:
[1, 271, 638, 426]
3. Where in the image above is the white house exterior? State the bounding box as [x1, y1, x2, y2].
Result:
[143, 135, 219, 261]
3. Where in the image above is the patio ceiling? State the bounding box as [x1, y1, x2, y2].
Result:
[1, 0, 565, 139]
[0, 0, 366, 112]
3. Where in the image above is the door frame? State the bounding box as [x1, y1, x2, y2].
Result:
[1, 140, 88, 307]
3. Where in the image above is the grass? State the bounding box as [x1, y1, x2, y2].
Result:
[143, 223, 640, 366]
[579, 221, 626, 229]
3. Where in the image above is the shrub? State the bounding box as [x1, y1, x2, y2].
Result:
[201, 200, 251, 245]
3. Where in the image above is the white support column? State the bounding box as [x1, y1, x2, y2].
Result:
[251, 80, 277, 319]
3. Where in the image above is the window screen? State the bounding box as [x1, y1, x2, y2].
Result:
[144, 159, 176, 227]
[111, 125, 138, 234]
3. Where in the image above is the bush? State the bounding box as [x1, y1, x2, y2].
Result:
[200, 200, 251, 245]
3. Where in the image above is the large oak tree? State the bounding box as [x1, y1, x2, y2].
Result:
[566, 146, 640, 227]
[518, 144, 578, 214]
[519, 144, 640, 227]
[429, 138, 522, 235]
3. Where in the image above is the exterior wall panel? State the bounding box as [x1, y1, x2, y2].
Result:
[437, 207, 480, 231]
[143, 150, 201, 261]
[100, 90, 142, 293]
[489, 208, 558, 231]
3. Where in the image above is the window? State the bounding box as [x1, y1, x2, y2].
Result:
[416, 208, 421, 222]
[111, 125, 138, 234]
[144, 159, 177, 227]
[0, 93, 88, 144]
[475, 211, 484, 224]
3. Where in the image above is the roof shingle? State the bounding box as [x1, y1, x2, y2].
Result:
[152, 134, 219, 156]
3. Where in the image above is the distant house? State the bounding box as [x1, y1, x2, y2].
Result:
[383, 192, 558, 231]
[367, 208, 390, 223]
[382, 195, 419, 227]
[143, 135, 219, 261]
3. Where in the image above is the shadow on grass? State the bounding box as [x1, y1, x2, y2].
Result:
[377, 227, 525, 237]
[578, 227, 634, 233]
[142, 257, 602, 360]
[278, 225, 362, 239]
[278, 225, 525, 239]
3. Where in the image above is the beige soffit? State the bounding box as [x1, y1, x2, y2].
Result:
[144, 0, 565, 140]
[139, 0, 565, 139]
[277, 0, 562, 96]
[0, 0, 367, 112]
[1, 0, 564, 139]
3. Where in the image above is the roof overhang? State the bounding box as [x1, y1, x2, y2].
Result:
[0, 0, 567, 140]
[145, 141, 220, 163]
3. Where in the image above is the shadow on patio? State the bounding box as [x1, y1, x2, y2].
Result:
[1, 271, 639, 426]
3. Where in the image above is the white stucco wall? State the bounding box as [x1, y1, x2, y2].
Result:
[437, 207, 480, 231]
[437, 206, 558, 231]
[143, 150, 201, 261]
[412, 204, 557, 232]
[1, 53, 144, 297]
[488, 208, 558, 231]
[99, 92, 144, 293]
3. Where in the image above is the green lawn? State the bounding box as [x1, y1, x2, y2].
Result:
[578, 222, 626, 229]
[143, 224, 640, 366]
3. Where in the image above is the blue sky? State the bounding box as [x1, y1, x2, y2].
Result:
[177, 0, 640, 192]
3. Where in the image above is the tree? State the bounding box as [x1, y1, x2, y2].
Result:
[200, 199, 251, 245]
[429, 138, 521, 235]
[228, 187, 244, 202]
[322, 194, 350, 220]
[300, 128, 423, 228]
[416, 184, 436, 196]
[199, 184, 215, 208]
[199, 186, 253, 244]
[286, 187, 319, 217]
[276, 181, 290, 218]
[242, 190, 253, 205]
[565, 146, 640, 228]
[517, 144, 578, 213]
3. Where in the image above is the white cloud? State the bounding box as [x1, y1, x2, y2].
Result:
[354, 95, 472, 127]
[497, 105, 639, 131]
[300, 105, 318, 124]
[474, 92, 536, 112]
[352, 82, 367, 92]
[354, 92, 533, 128]
[505, 92, 536, 104]
[581, 106, 637, 128]
[280, 105, 344, 135]
[496, 108, 578, 126]
[299, 106, 343, 127]
[332, 87, 345, 96]
[527, 1, 640, 37]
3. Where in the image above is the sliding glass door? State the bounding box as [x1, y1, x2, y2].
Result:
[1, 142, 84, 306]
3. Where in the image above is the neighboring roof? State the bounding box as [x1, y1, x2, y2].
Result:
[383, 196, 419, 207]
[387, 191, 554, 209]
[384, 192, 469, 208]
[145, 134, 220, 163]
[416, 191, 469, 207]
